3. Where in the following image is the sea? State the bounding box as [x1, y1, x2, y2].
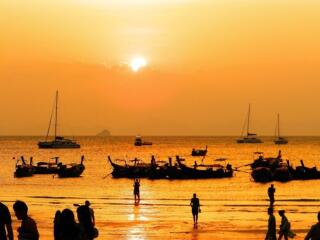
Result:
[1, 136, 320, 240]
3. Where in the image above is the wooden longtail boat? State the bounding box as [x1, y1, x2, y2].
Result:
[175, 156, 233, 179]
[14, 156, 35, 178]
[191, 146, 207, 156]
[57, 156, 85, 178]
[108, 156, 152, 178]
[34, 157, 61, 174]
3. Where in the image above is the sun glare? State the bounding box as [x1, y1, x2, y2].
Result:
[130, 57, 147, 72]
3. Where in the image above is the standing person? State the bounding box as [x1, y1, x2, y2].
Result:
[77, 205, 97, 240]
[53, 210, 61, 240]
[59, 208, 81, 240]
[268, 184, 276, 206]
[85, 201, 95, 226]
[278, 210, 295, 240]
[133, 178, 141, 203]
[305, 211, 320, 240]
[13, 200, 39, 240]
[190, 193, 201, 225]
[266, 207, 276, 240]
[0, 201, 13, 240]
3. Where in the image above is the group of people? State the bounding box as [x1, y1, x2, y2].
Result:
[54, 200, 97, 240]
[0, 200, 97, 240]
[266, 184, 320, 240]
[0, 200, 39, 240]
[2, 181, 320, 239]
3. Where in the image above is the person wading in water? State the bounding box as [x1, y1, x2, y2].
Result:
[190, 193, 201, 225]
[133, 178, 141, 203]
[268, 184, 276, 206]
[266, 207, 276, 240]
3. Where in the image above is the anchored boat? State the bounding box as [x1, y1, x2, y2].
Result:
[38, 91, 80, 149]
[108, 155, 233, 179]
[34, 157, 62, 174]
[274, 113, 288, 145]
[14, 156, 35, 178]
[191, 146, 208, 156]
[134, 135, 152, 146]
[57, 156, 85, 178]
[237, 104, 263, 143]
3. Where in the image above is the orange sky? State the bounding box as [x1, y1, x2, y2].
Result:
[1, 0, 320, 135]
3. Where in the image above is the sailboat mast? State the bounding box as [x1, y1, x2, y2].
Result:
[277, 113, 280, 138]
[55, 91, 58, 139]
[247, 104, 251, 136]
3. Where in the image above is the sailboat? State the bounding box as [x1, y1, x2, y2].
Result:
[38, 91, 80, 149]
[274, 113, 288, 145]
[237, 104, 263, 143]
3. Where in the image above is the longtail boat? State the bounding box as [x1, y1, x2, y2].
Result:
[58, 156, 85, 178]
[14, 156, 35, 178]
[191, 146, 207, 156]
[108, 156, 152, 178]
[175, 156, 233, 179]
[34, 157, 61, 174]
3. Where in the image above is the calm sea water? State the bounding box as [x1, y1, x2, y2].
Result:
[1, 136, 320, 239]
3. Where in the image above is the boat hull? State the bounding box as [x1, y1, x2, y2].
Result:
[58, 164, 85, 178]
[274, 140, 288, 145]
[14, 167, 34, 178]
[38, 141, 80, 149]
[237, 138, 263, 143]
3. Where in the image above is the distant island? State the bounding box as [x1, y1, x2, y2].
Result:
[96, 129, 111, 137]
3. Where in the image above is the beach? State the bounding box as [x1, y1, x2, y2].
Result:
[1, 136, 320, 239]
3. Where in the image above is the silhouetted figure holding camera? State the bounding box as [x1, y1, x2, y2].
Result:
[133, 178, 141, 203]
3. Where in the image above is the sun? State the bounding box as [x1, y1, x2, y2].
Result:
[130, 57, 147, 72]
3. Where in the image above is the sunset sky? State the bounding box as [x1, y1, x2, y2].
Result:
[1, 0, 320, 135]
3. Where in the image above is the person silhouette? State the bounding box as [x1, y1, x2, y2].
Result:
[85, 201, 95, 226]
[13, 200, 39, 240]
[268, 184, 276, 206]
[133, 178, 141, 203]
[305, 211, 320, 240]
[190, 193, 201, 225]
[77, 205, 97, 240]
[53, 210, 61, 240]
[58, 208, 81, 240]
[0, 201, 13, 240]
[265, 207, 276, 240]
[278, 210, 295, 240]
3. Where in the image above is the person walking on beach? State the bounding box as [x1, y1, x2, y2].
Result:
[266, 207, 276, 240]
[85, 201, 95, 226]
[13, 200, 39, 240]
[190, 193, 201, 225]
[305, 211, 320, 240]
[0, 201, 13, 240]
[278, 210, 295, 240]
[133, 178, 141, 203]
[268, 184, 276, 206]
